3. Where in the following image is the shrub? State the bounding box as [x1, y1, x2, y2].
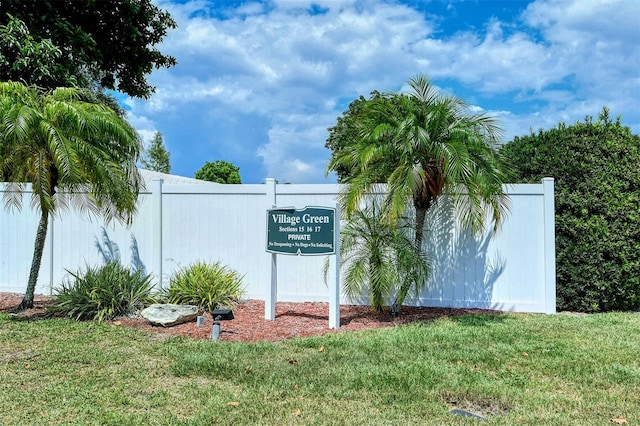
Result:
[330, 201, 431, 315]
[501, 108, 640, 312]
[194, 160, 241, 184]
[50, 261, 155, 321]
[164, 261, 245, 312]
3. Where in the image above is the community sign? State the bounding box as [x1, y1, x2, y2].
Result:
[266, 206, 336, 255]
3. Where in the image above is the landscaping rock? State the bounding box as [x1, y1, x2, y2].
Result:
[141, 304, 199, 327]
[450, 409, 486, 421]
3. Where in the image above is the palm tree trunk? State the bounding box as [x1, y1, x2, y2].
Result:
[17, 210, 49, 310]
[414, 206, 427, 250]
[391, 207, 428, 316]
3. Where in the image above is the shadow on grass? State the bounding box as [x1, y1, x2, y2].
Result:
[276, 305, 509, 328]
[449, 312, 509, 326]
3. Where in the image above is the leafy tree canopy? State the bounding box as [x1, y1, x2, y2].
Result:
[325, 91, 387, 182]
[0, 0, 176, 98]
[501, 108, 640, 312]
[0, 15, 67, 87]
[141, 131, 171, 173]
[195, 160, 242, 184]
[328, 75, 510, 246]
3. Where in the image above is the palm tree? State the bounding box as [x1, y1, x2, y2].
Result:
[0, 82, 143, 310]
[329, 74, 511, 249]
[328, 200, 430, 315]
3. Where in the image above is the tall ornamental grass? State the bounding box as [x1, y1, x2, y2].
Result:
[50, 261, 155, 321]
[164, 261, 245, 312]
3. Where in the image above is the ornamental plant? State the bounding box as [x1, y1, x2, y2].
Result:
[164, 261, 245, 312]
[50, 261, 155, 321]
[329, 201, 431, 315]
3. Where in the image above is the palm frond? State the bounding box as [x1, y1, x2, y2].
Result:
[337, 200, 431, 313]
[330, 74, 511, 268]
[0, 82, 144, 309]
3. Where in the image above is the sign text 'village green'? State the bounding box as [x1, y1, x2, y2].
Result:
[266, 207, 335, 255]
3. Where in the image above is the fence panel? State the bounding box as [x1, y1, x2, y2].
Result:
[0, 178, 555, 313]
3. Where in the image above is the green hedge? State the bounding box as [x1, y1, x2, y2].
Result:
[501, 108, 640, 312]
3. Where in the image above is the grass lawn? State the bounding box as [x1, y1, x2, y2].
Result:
[1, 311, 639, 425]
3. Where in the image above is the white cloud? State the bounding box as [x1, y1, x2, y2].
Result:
[258, 112, 335, 183]
[125, 0, 639, 182]
[140, 0, 439, 182]
[524, 0, 639, 41]
[528, 0, 639, 113]
[126, 111, 157, 146]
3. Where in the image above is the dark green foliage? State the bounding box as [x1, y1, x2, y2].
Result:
[50, 262, 155, 321]
[501, 108, 640, 312]
[0, 16, 128, 116]
[0, 0, 176, 98]
[0, 15, 66, 87]
[195, 160, 242, 184]
[164, 261, 245, 312]
[325, 91, 386, 181]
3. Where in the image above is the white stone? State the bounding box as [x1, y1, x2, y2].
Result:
[141, 304, 199, 327]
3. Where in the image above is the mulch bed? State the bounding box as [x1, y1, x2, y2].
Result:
[0, 293, 500, 343]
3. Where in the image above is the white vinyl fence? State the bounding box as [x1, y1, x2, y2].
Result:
[0, 178, 556, 313]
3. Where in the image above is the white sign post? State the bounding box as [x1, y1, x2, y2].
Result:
[328, 205, 341, 329]
[265, 204, 341, 329]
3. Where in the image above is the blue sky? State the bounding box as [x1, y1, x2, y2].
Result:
[123, 0, 640, 184]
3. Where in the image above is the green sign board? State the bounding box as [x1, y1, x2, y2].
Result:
[266, 206, 336, 255]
